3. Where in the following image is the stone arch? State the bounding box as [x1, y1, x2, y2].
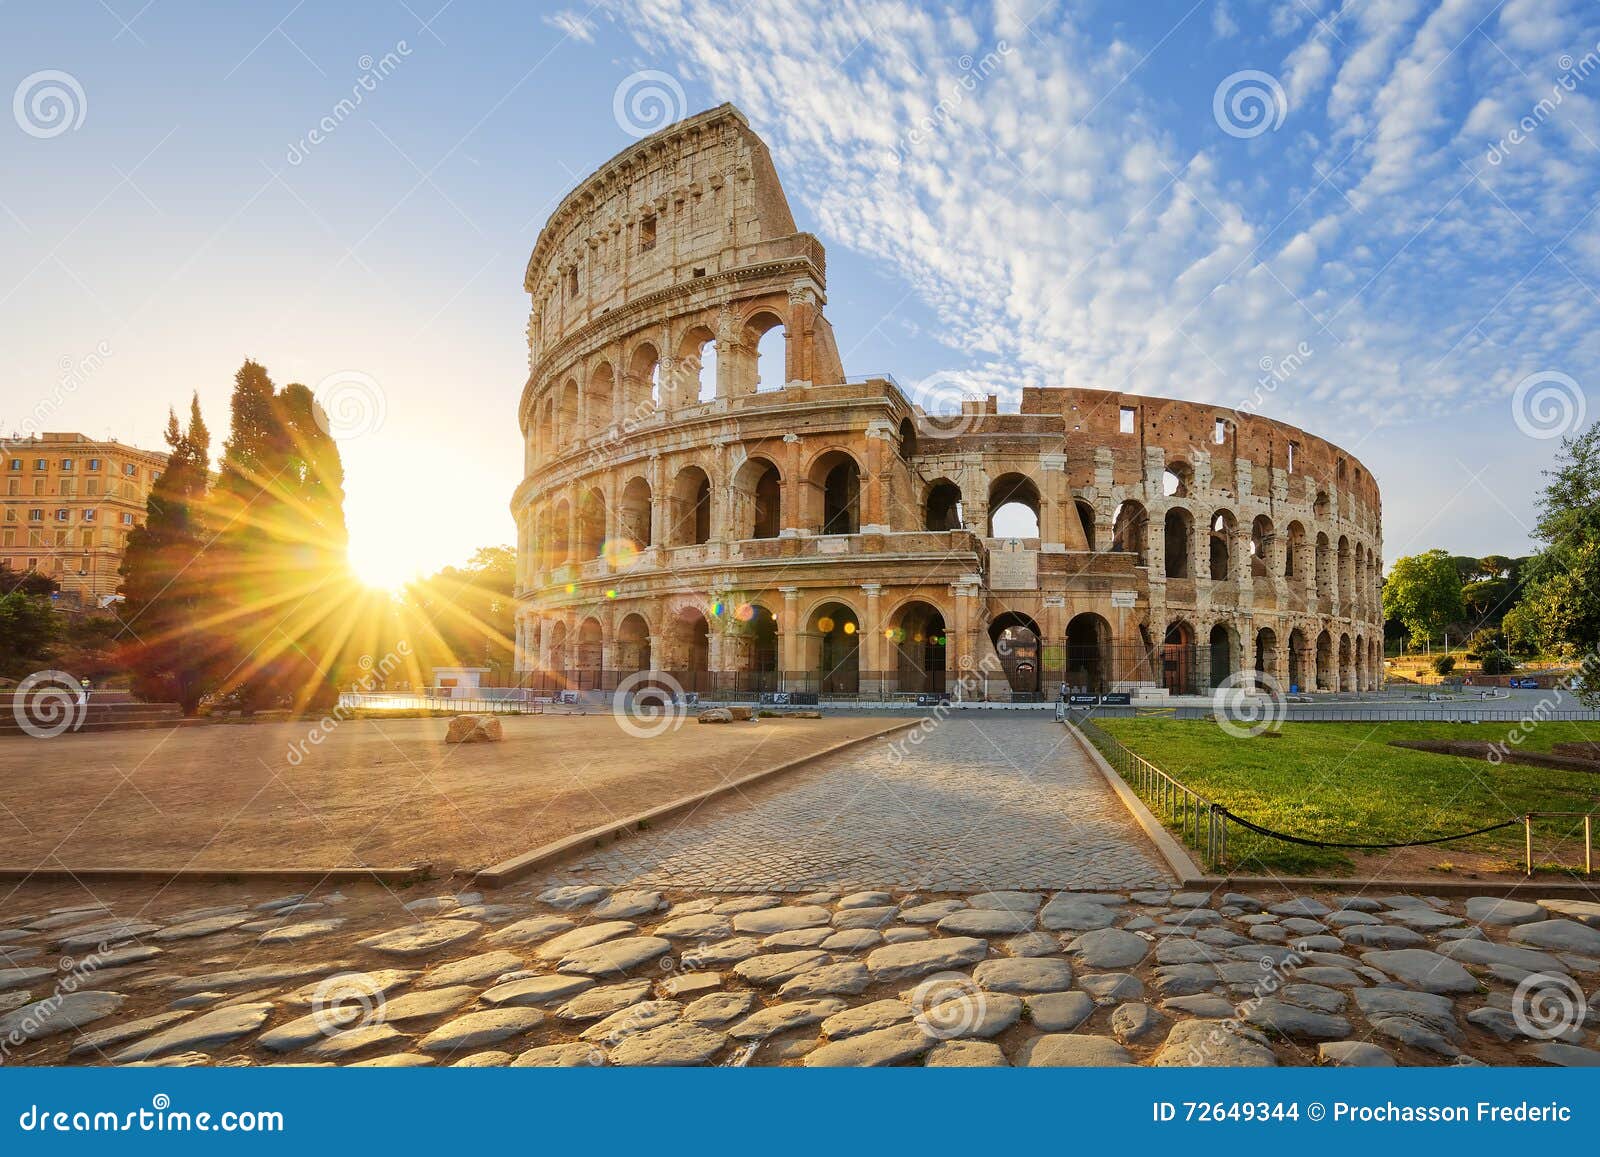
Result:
[1354, 632, 1366, 691]
[1163, 460, 1192, 498]
[586, 361, 615, 437]
[1315, 629, 1334, 691]
[668, 465, 712, 546]
[1075, 499, 1097, 551]
[558, 378, 579, 444]
[806, 448, 861, 535]
[1287, 626, 1309, 691]
[1208, 622, 1238, 688]
[1315, 532, 1332, 600]
[988, 609, 1042, 696]
[988, 472, 1041, 538]
[619, 476, 652, 551]
[1250, 514, 1274, 578]
[626, 341, 661, 417]
[549, 498, 572, 566]
[676, 323, 718, 405]
[1162, 619, 1196, 695]
[546, 619, 568, 672]
[898, 417, 918, 461]
[888, 599, 948, 693]
[745, 309, 787, 393]
[1112, 500, 1148, 565]
[663, 603, 711, 678]
[1284, 520, 1307, 579]
[1338, 632, 1353, 691]
[1065, 612, 1113, 693]
[575, 615, 604, 673]
[577, 486, 607, 560]
[1164, 507, 1194, 579]
[1254, 625, 1279, 682]
[728, 600, 780, 686]
[615, 612, 652, 673]
[804, 599, 860, 694]
[925, 478, 963, 531]
[1208, 509, 1237, 581]
[732, 455, 783, 540]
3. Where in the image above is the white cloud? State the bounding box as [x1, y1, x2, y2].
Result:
[543, 8, 597, 42]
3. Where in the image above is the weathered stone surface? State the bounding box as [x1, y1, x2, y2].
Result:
[1510, 919, 1600, 955]
[1151, 1019, 1278, 1067]
[170, 962, 343, 995]
[658, 971, 722, 999]
[972, 956, 1073, 994]
[731, 906, 831, 935]
[1239, 998, 1351, 1039]
[937, 908, 1035, 936]
[113, 1002, 275, 1061]
[0, 967, 55, 993]
[1004, 931, 1063, 958]
[837, 890, 893, 910]
[1325, 910, 1382, 927]
[915, 992, 1022, 1039]
[305, 1024, 408, 1059]
[733, 950, 830, 987]
[966, 891, 1043, 912]
[1110, 1002, 1164, 1042]
[1536, 899, 1600, 927]
[534, 921, 637, 961]
[1039, 897, 1119, 931]
[420, 1008, 544, 1051]
[882, 927, 930, 944]
[1466, 897, 1545, 926]
[1292, 966, 1363, 987]
[379, 984, 479, 1024]
[866, 937, 988, 982]
[488, 916, 576, 946]
[1026, 990, 1095, 1031]
[729, 998, 848, 1040]
[1368, 1016, 1461, 1056]
[608, 1022, 726, 1066]
[822, 999, 914, 1039]
[154, 914, 252, 941]
[557, 936, 672, 976]
[512, 1042, 604, 1066]
[537, 885, 607, 909]
[680, 937, 765, 967]
[697, 708, 733, 724]
[1340, 925, 1427, 949]
[777, 961, 872, 997]
[1359, 949, 1478, 994]
[1157, 938, 1227, 965]
[1434, 938, 1565, 973]
[579, 1000, 681, 1043]
[1080, 972, 1143, 1001]
[420, 951, 525, 988]
[900, 900, 965, 924]
[1269, 898, 1331, 918]
[1161, 993, 1235, 1019]
[69, 1011, 192, 1056]
[591, 890, 666, 920]
[831, 905, 899, 931]
[1152, 964, 1218, 997]
[56, 920, 161, 952]
[257, 919, 344, 945]
[926, 1039, 1008, 1066]
[1066, 928, 1149, 970]
[819, 928, 882, 953]
[1018, 1034, 1134, 1067]
[446, 714, 502, 743]
[762, 927, 832, 949]
[1278, 983, 1346, 1013]
[1523, 1042, 1600, 1066]
[451, 1051, 511, 1067]
[554, 980, 653, 1021]
[1352, 988, 1462, 1040]
[0, 991, 124, 1041]
[804, 1022, 936, 1066]
[259, 1006, 372, 1052]
[482, 974, 595, 1007]
[681, 991, 756, 1028]
[654, 914, 732, 940]
[358, 921, 481, 958]
[1319, 1040, 1397, 1066]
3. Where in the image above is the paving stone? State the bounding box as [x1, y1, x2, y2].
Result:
[1039, 896, 1117, 931]
[711, 895, 782, 915]
[1018, 1033, 1134, 1066]
[1334, 896, 1385, 912]
[1292, 935, 1346, 953]
[402, 897, 460, 915]
[451, 1051, 512, 1067]
[579, 1000, 681, 1043]
[1340, 925, 1428, 949]
[557, 937, 672, 976]
[259, 1006, 372, 1052]
[306, 1024, 409, 1059]
[1249, 924, 1288, 943]
[762, 927, 833, 949]
[420, 951, 525, 988]
[420, 1008, 544, 1051]
[486, 916, 576, 947]
[0, 990, 124, 1041]
[1110, 1002, 1164, 1042]
[681, 991, 756, 1028]
[533, 922, 637, 961]
[1523, 1042, 1600, 1066]
[537, 885, 607, 909]
[1152, 964, 1218, 997]
[1510, 919, 1600, 955]
[973, 956, 1073, 993]
[1434, 938, 1566, 973]
[1359, 949, 1478, 994]
[936, 909, 1035, 936]
[153, 914, 252, 941]
[1004, 932, 1062, 958]
[1465, 1006, 1572, 1043]
[1280, 917, 1329, 936]
[1465, 897, 1545, 926]
[729, 998, 848, 1040]
[1025, 990, 1094, 1031]
[1439, 927, 1486, 941]
[1066, 928, 1149, 970]
[1326, 910, 1382, 927]
[379, 985, 479, 1024]
[512, 1042, 605, 1066]
[654, 914, 732, 940]
[1130, 891, 1171, 905]
[821, 999, 914, 1039]
[590, 890, 666, 920]
[900, 900, 967, 924]
[1278, 983, 1346, 1012]
[925, 1039, 1008, 1066]
[1269, 898, 1331, 918]
[866, 937, 988, 982]
[1368, 1016, 1461, 1056]
[915, 991, 1022, 1039]
[1384, 909, 1464, 930]
[257, 920, 344, 945]
[1157, 938, 1227, 965]
[733, 950, 830, 987]
[69, 1011, 192, 1057]
[1535, 899, 1600, 927]
[608, 1022, 727, 1065]
[731, 906, 831, 935]
[1220, 893, 1262, 912]
[882, 927, 930, 944]
[113, 1002, 275, 1062]
[1196, 928, 1252, 948]
[481, 974, 596, 1007]
[680, 937, 766, 967]
[358, 921, 481, 958]
[554, 980, 653, 1021]
[1319, 1040, 1397, 1066]
[804, 1022, 936, 1066]
[1238, 998, 1351, 1039]
[1151, 1019, 1278, 1067]
[837, 891, 893, 910]
[966, 891, 1043, 912]
[1352, 988, 1462, 1039]
[831, 906, 899, 930]
[55, 920, 161, 952]
[1079, 972, 1143, 1001]
[658, 972, 722, 999]
[777, 961, 872, 997]
[820, 928, 882, 953]
[1161, 993, 1235, 1018]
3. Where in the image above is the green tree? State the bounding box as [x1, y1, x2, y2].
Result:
[119, 396, 215, 713]
[1382, 549, 1464, 644]
[0, 589, 59, 677]
[402, 545, 516, 678]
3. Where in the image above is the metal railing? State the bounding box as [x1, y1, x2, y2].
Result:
[1522, 813, 1596, 876]
[1071, 704, 1600, 722]
[1073, 713, 1229, 869]
[338, 692, 539, 715]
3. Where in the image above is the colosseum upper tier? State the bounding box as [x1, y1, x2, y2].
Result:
[511, 105, 1384, 700]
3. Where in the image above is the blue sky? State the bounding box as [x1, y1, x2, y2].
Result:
[4, 1, 1598, 584]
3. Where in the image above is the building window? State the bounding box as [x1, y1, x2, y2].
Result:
[82, 509, 95, 522]
[56, 509, 70, 521]
[1287, 441, 1298, 473]
[87, 458, 100, 470]
[28, 509, 42, 522]
[7, 459, 20, 470]
[639, 215, 657, 252]
[123, 463, 136, 476]
[86, 480, 97, 495]
[61, 459, 73, 470]
[1119, 407, 1135, 434]
[121, 513, 134, 525]
[34, 459, 47, 470]
[1213, 418, 1228, 444]
[566, 266, 579, 297]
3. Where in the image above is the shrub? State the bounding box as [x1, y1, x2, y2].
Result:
[1431, 654, 1457, 677]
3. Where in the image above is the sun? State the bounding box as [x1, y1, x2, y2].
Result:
[347, 532, 425, 593]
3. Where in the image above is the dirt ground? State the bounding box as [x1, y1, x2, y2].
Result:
[0, 714, 904, 873]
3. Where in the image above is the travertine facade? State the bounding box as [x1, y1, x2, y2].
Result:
[511, 105, 1383, 698]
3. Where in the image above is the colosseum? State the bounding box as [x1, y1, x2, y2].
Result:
[511, 105, 1384, 701]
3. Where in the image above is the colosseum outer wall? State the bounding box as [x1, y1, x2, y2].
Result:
[511, 104, 1385, 700]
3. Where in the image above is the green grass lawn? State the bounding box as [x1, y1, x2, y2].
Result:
[1093, 718, 1600, 875]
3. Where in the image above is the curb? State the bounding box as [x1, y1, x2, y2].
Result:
[1063, 721, 1202, 883]
[0, 864, 433, 886]
[473, 718, 920, 888]
[1181, 874, 1600, 897]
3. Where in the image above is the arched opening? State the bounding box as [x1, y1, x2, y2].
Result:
[627, 343, 660, 418]
[1337, 535, 1352, 603]
[577, 487, 606, 560]
[807, 601, 860, 694]
[898, 417, 918, 461]
[988, 610, 1042, 697]
[1287, 627, 1308, 692]
[1162, 620, 1196, 695]
[558, 379, 579, 444]
[619, 476, 652, 550]
[586, 363, 614, 437]
[1163, 461, 1192, 497]
[1338, 632, 1353, 691]
[733, 457, 782, 540]
[1284, 521, 1306, 579]
[575, 617, 604, 676]
[1209, 511, 1236, 581]
[750, 313, 786, 392]
[925, 479, 963, 531]
[729, 602, 779, 690]
[1315, 629, 1334, 691]
[1112, 500, 1148, 565]
[549, 498, 572, 566]
[1314, 490, 1331, 520]
[615, 613, 651, 673]
[1075, 500, 1097, 550]
[1254, 626, 1279, 682]
[809, 450, 860, 535]
[677, 325, 717, 405]
[887, 601, 947, 693]
[1164, 508, 1193, 578]
[1354, 633, 1366, 691]
[546, 620, 568, 673]
[1250, 515, 1274, 578]
[668, 466, 712, 546]
[1208, 623, 1235, 688]
[988, 473, 1041, 538]
[666, 607, 711, 684]
[539, 397, 555, 462]
[1315, 533, 1332, 600]
[1066, 612, 1113, 693]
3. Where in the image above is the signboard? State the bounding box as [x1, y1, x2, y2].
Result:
[988, 544, 1038, 591]
[915, 693, 947, 707]
[1068, 693, 1099, 706]
[1100, 692, 1132, 706]
[759, 691, 819, 706]
[1110, 590, 1137, 609]
[556, 691, 580, 704]
[1043, 596, 1066, 608]
[678, 691, 701, 706]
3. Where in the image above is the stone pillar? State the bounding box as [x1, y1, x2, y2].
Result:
[786, 282, 818, 385]
[782, 433, 804, 534]
[778, 586, 801, 678]
[859, 583, 884, 696]
[1040, 454, 1066, 548]
[862, 421, 894, 532]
